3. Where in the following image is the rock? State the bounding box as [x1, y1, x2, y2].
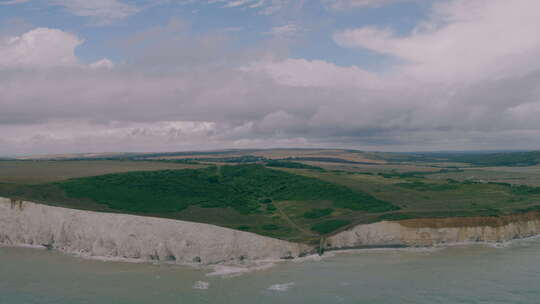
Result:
[326, 214, 540, 249]
[0, 197, 312, 265]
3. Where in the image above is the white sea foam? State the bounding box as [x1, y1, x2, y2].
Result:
[268, 282, 295, 292]
[206, 265, 250, 277]
[330, 246, 441, 256]
[206, 262, 275, 277]
[292, 253, 326, 262]
[0, 243, 47, 250]
[192, 281, 210, 290]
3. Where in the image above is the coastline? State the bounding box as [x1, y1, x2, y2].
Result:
[0, 197, 312, 268]
[326, 212, 540, 250]
[3, 196, 540, 271]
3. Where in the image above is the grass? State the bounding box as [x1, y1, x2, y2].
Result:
[379, 151, 540, 167]
[57, 165, 397, 214]
[281, 168, 540, 220]
[261, 224, 280, 230]
[510, 184, 540, 195]
[311, 220, 351, 234]
[4, 152, 540, 243]
[424, 167, 540, 186]
[0, 163, 397, 243]
[394, 181, 459, 191]
[0, 160, 204, 184]
[265, 160, 323, 171]
[303, 208, 334, 219]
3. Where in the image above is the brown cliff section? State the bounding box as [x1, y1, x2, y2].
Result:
[397, 212, 540, 229]
[325, 212, 540, 250]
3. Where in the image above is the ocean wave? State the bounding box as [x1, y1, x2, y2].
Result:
[206, 262, 275, 277]
[192, 281, 210, 290]
[268, 282, 295, 292]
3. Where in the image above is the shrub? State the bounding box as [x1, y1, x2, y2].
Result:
[259, 198, 272, 204]
[378, 213, 411, 221]
[311, 219, 351, 234]
[513, 205, 540, 214]
[261, 224, 280, 230]
[510, 185, 540, 195]
[303, 208, 334, 219]
[265, 160, 323, 171]
[58, 164, 398, 215]
[395, 181, 459, 192]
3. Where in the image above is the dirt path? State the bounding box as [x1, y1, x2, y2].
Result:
[274, 202, 317, 237]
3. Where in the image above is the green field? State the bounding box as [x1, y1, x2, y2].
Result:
[0, 160, 204, 184]
[2, 150, 540, 244]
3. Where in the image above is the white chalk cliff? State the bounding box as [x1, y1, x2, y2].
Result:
[0, 197, 311, 265]
[326, 214, 540, 249]
[3, 196, 540, 265]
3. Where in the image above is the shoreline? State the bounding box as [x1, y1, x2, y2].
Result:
[3, 234, 540, 278]
[0, 197, 312, 268]
[3, 196, 540, 273]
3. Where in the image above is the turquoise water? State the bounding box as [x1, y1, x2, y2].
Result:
[2, 240, 540, 303]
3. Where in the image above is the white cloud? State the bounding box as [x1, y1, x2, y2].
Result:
[48, 0, 140, 25]
[222, 0, 251, 8]
[334, 0, 540, 83]
[221, 27, 243, 32]
[208, 0, 297, 15]
[0, 0, 29, 5]
[324, 0, 411, 9]
[36, 0, 297, 24]
[0, 120, 220, 155]
[242, 58, 382, 88]
[266, 24, 303, 37]
[0, 28, 82, 68]
[0, 28, 114, 70]
[89, 58, 114, 69]
[4, 0, 540, 157]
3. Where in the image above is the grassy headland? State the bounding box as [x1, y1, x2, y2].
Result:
[3, 149, 540, 244]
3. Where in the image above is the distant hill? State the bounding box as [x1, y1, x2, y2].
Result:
[14, 148, 386, 164]
[381, 151, 540, 167]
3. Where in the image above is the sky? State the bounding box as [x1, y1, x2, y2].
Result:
[1, 0, 540, 156]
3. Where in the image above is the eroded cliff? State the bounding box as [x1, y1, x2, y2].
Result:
[4, 196, 540, 265]
[326, 213, 540, 249]
[0, 197, 312, 265]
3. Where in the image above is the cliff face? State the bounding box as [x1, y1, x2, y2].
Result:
[326, 213, 540, 249]
[4, 197, 540, 265]
[0, 197, 311, 265]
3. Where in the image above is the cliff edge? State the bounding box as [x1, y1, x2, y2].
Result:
[0, 197, 312, 265]
[4, 196, 540, 265]
[326, 213, 540, 249]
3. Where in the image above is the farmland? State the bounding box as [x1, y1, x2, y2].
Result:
[2, 149, 540, 244]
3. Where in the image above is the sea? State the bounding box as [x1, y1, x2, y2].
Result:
[2, 239, 540, 304]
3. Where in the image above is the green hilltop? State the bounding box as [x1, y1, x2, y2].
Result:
[3, 149, 540, 244]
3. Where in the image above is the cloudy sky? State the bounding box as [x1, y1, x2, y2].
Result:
[1, 0, 540, 156]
